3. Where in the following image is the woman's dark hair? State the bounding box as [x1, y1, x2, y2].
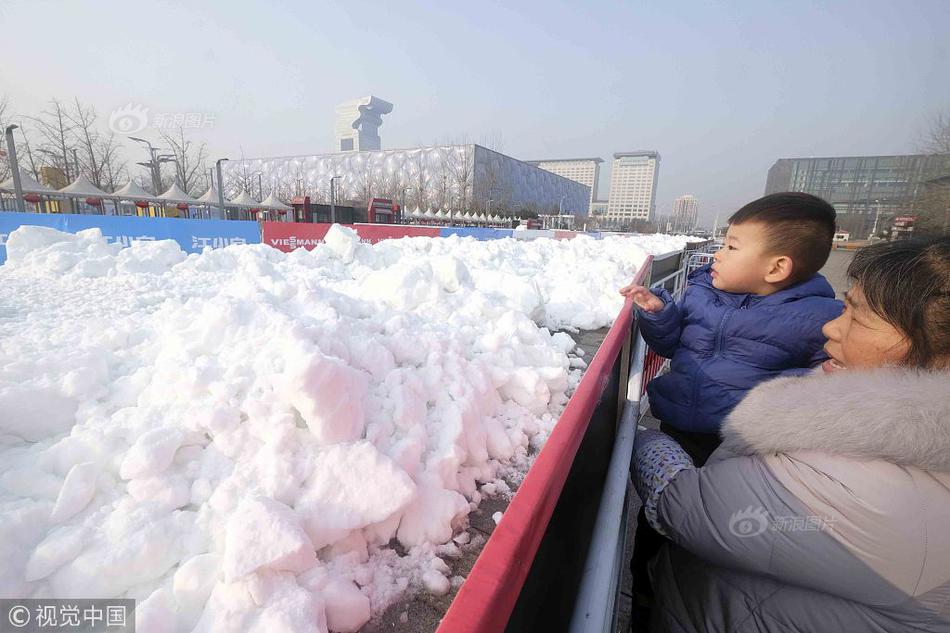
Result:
[848, 236, 950, 369]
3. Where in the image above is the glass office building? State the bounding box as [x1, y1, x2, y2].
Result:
[765, 154, 950, 236]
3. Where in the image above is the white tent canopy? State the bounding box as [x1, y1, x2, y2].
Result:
[112, 181, 156, 200]
[59, 176, 110, 198]
[157, 183, 198, 204]
[0, 169, 56, 194]
[230, 189, 261, 208]
[423, 208, 435, 220]
[411, 208, 423, 219]
[435, 209, 446, 220]
[261, 192, 292, 211]
[197, 186, 232, 206]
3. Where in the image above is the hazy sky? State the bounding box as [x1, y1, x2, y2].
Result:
[2, 0, 948, 227]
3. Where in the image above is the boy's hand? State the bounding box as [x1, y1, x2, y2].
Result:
[619, 284, 665, 312]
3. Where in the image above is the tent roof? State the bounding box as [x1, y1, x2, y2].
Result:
[156, 183, 198, 204]
[261, 192, 292, 210]
[197, 186, 232, 205]
[0, 169, 57, 194]
[59, 175, 110, 197]
[112, 181, 156, 200]
[230, 190, 260, 207]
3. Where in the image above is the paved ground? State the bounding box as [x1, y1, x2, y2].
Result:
[821, 249, 855, 298]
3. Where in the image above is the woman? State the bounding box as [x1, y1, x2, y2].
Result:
[632, 236, 950, 632]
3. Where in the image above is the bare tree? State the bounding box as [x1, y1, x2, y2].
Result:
[0, 95, 11, 182]
[98, 133, 128, 192]
[918, 110, 950, 156]
[31, 99, 78, 181]
[912, 109, 950, 236]
[159, 127, 208, 196]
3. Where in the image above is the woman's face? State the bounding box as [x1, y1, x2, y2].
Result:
[821, 285, 910, 373]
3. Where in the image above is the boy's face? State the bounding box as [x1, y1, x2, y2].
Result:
[711, 222, 783, 295]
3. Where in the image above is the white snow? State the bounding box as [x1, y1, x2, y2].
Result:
[0, 225, 694, 632]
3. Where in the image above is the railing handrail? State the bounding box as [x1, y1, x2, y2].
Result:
[436, 256, 655, 633]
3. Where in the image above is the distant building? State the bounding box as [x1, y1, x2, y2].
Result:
[334, 96, 394, 152]
[606, 151, 660, 225]
[526, 158, 603, 207]
[765, 154, 950, 236]
[225, 144, 589, 217]
[589, 199, 609, 215]
[671, 194, 699, 233]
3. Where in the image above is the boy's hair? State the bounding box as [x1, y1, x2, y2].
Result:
[848, 236, 950, 369]
[728, 192, 836, 283]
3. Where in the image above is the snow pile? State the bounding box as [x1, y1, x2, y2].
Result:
[0, 226, 693, 632]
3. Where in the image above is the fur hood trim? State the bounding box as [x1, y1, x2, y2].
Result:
[719, 368, 950, 472]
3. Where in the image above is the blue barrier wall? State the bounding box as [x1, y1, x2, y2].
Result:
[0, 212, 261, 264]
[439, 227, 514, 240]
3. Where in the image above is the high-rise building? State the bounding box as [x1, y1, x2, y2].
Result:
[334, 96, 394, 152]
[765, 154, 950, 236]
[526, 158, 603, 208]
[606, 151, 660, 225]
[671, 194, 699, 233]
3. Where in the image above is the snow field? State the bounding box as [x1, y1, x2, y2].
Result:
[0, 225, 693, 632]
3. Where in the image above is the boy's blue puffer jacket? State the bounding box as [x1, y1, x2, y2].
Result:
[638, 265, 842, 434]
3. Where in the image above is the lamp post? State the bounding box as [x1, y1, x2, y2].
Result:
[129, 137, 164, 194]
[216, 158, 229, 220]
[868, 199, 882, 241]
[4, 125, 26, 212]
[402, 186, 413, 224]
[330, 175, 343, 224]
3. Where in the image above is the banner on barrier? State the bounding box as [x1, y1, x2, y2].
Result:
[0, 212, 261, 264]
[439, 227, 514, 240]
[262, 222, 442, 252]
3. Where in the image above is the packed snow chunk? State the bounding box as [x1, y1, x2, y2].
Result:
[116, 239, 187, 274]
[422, 568, 451, 596]
[49, 504, 190, 598]
[396, 476, 470, 548]
[193, 573, 328, 633]
[323, 579, 371, 632]
[223, 497, 317, 582]
[136, 587, 176, 633]
[119, 427, 185, 480]
[173, 553, 221, 620]
[361, 262, 439, 311]
[3, 225, 84, 265]
[295, 441, 415, 549]
[286, 351, 368, 446]
[25, 525, 85, 582]
[431, 255, 473, 293]
[49, 462, 99, 523]
[323, 224, 360, 263]
[0, 384, 77, 442]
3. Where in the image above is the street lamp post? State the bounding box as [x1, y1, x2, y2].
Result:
[868, 199, 882, 241]
[216, 158, 229, 220]
[330, 176, 343, 224]
[4, 125, 26, 213]
[129, 136, 164, 194]
[402, 186, 413, 224]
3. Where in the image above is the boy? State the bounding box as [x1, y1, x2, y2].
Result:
[622, 192, 843, 630]
[621, 192, 843, 464]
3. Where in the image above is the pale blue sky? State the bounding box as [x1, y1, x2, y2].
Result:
[2, 0, 948, 226]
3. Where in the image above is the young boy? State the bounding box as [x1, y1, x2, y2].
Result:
[623, 193, 843, 629]
[621, 192, 843, 464]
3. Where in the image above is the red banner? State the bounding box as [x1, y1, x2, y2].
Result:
[554, 230, 578, 240]
[353, 224, 440, 243]
[261, 222, 441, 252]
